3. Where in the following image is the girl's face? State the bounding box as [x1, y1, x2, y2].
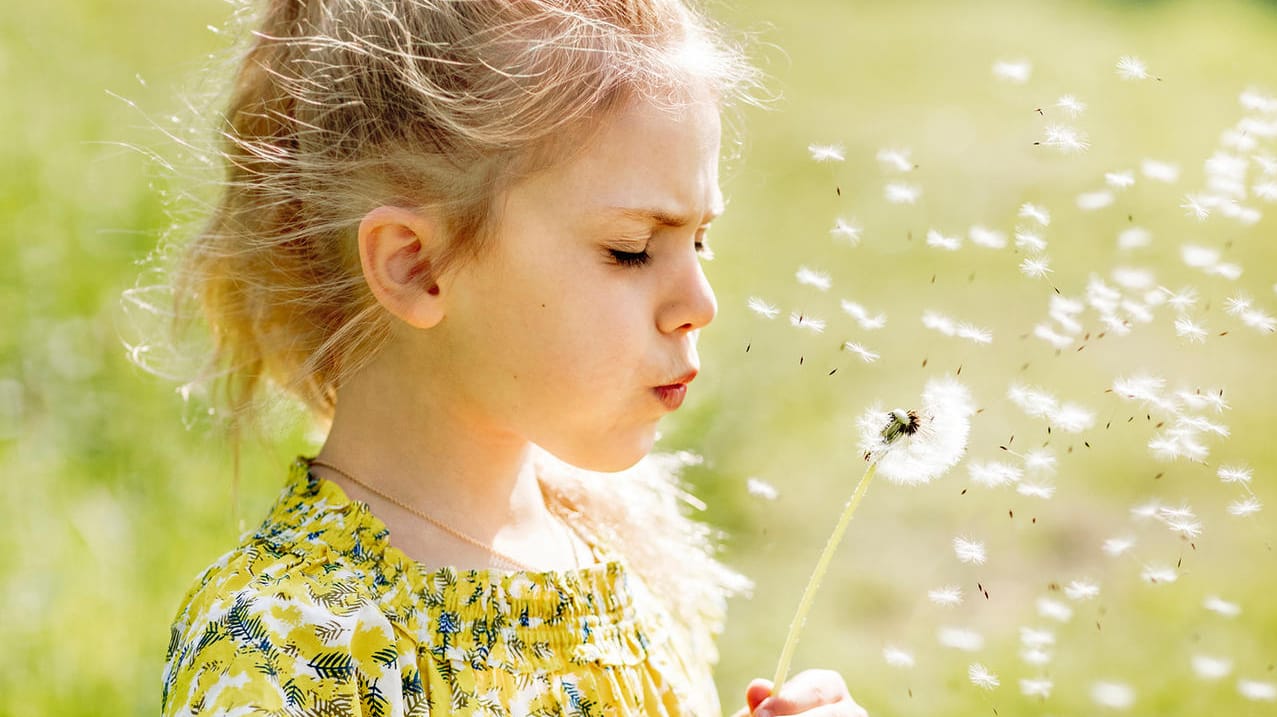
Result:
[438, 91, 723, 471]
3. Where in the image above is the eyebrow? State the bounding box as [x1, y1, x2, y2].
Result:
[601, 202, 724, 227]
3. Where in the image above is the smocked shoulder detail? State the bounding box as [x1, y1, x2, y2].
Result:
[161, 457, 723, 716]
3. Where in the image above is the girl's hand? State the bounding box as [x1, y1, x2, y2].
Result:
[731, 670, 868, 717]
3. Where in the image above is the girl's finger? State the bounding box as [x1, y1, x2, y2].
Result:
[752, 670, 856, 716]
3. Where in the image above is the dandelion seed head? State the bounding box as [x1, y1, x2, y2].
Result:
[808, 143, 845, 162]
[953, 536, 987, 565]
[969, 663, 1000, 690]
[1091, 681, 1136, 709]
[937, 626, 985, 651]
[857, 377, 975, 485]
[747, 296, 779, 319]
[1192, 655, 1233, 680]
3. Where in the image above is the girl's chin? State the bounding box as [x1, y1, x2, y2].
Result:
[544, 429, 657, 474]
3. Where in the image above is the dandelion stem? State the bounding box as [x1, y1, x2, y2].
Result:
[771, 461, 879, 694]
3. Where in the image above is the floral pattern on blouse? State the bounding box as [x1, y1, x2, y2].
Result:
[161, 457, 722, 716]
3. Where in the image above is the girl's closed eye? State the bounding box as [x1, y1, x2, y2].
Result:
[607, 232, 712, 269]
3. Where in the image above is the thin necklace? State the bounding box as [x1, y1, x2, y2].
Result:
[308, 459, 580, 573]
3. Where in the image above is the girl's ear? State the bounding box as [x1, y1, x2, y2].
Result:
[357, 205, 448, 329]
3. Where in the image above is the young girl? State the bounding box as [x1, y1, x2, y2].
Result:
[159, 1, 865, 715]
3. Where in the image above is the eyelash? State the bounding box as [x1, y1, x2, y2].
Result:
[609, 239, 709, 268]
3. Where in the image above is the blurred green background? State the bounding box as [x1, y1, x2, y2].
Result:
[3, 0, 1276, 715]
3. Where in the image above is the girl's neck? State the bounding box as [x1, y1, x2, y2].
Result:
[314, 357, 583, 572]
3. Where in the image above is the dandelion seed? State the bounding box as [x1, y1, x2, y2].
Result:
[1033, 324, 1074, 349]
[876, 147, 914, 172]
[1240, 308, 1277, 332]
[926, 229, 962, 251]
[1181, 244, 1220, 268]
[1091, 681, 1136, 709]
[1036, 597, 1073, 622]
[1141, 564, 1178, 584]
[1077, 190, 1115, 210]
[808, 143, 845, 162]
[1207, 262, 1243, 280]
[1023, 448, 1057, 473]
[1240, 87, 1277, 113]
[1181, 194, 1211, 221]
[969, 663, 1000, 690]
[1228, 496, 1262, 517]
[1112, 373, 1167, 403]
[1175, 415, 1228, 437]
[883, 646, 916, 669]
[747, 297, 779, 319]
[746, 477, 779, 501]
[1103, 536, 1136, 556]
[1162, 286, 1199, 311]
[1019, 203, 1051, 226]
[789, 312, 826, 333]
[1192, 655, 1233, 680]
[937, 626, 985, 651]
[796, 266, 832, 291]
[856, 377, 975, 485]
[969, 461, 1023, 488]
[1111, 267, 1155, 290]
[1218, 464, 1254, 485]
[1225, 295, 1252, 316]
[928, 585, 964, 606]
[1021, 647, 1052, 666]
[840, 299, 886, 330]
[922, 310, 956, 336]
[842, 342, 880, 363]
[953, 536, 987, 565]
[1116, 55, 1150, 80]
[1131, 500, 1162, 520]
[1106, 170, 1136, 189]
[1163, 516, 1203, 538]
[1118, 227, 1152, 249]
[1020, 678, 1054, 698]
[955, 323, 993, 344]
[968, 225, 1007, 248]
[1050, 403, 1095, 433]
[1056, 94, 1086, 117]
[1143, 159, 1181, 183]
[1122, 299, 1154, 324]
[1043, 124, 1089, 153]
[1008, 384, 1058, 418]
[1065, 580, 1100, 601]
[1204, 595, 1241, 617]
[830, 218, 863, 245]
[1020, 256, 1053, 279]
[1256, 154, 1277, 175]
[885, 182, 921, 204]
[1175, 316, 1208, 343]
[1017, 482, 1056, 499]
[1255, 181, 1277, 201]
[1240, 680, 1277, 702]
[992, 59, 1032, 84]
[1020, 627, 1055, 648]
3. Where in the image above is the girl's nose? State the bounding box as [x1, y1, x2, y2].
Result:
[657, 249, 717, 334]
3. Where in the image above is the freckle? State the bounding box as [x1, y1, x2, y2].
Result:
[541, 303, 546, 308]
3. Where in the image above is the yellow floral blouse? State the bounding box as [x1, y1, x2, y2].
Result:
[161, 458, 722, 717]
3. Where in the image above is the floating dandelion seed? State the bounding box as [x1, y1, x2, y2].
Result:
[1104, 536, 1136, 556]
[747, 297, 779, 319]
[876, 147, 914, 172]
[1034, 323, 1075, 349]
[1091, 681, 1136, 710]
[1228, 496, 1262, 517]
[808, 143, 845, 162]
[1218, 464, 1253, 485]
[1043, 124, 1089, 153]
[1019, 202, 1052, 226]
[1111, 267, 1155, 290]
[1050, 402, 1096, 433]
[955, 323, 993, 344]
[938, 627, 985, 651]
[1174, 316, 1208, 343]
[1020, 256, 1053, 279]
[992, 59, 1032, 83]
[1118, 226, 1152, 249]
[1204, 595, 1241, 617]
[953, 536, 987, 565]
[1008, 383, 1059, 418]
[1255, 180, 1277, 201]
[926, 229, 962, 251]
[968, 664, 1000, 690]
[788, 312, 826, 333]
[1021, 647, 1053, 666]
[830, 218, 863, 245]
[1182, 244, 1221, 267]
[1106, 170, 1136, 189]
[1256, 154, 1277, 175]
[840, 299, 887, 330]
[969, 461, 1023, 487]
[746, 477, 779, 501]
[1017, 482, 1056, 499]
[1015, 227, 1048, 252]
[1143, 159, 1181, 183]
[1162, 286, 1200, 311]
[928, 585, 964, 606]
[842, 342, 880, 363]
[1239, 680, 1277, 702]
[1036, 597, 1073, 622]
[1064, 580, 1100, 601]
[885, 182, 921, 204]
[1077, 190, 1115, 210]
[968, 225, 1007, 249]
[883, 646, 915, 669]
[1020, 678, 1054, 698]
[1181, 194, 1211, 220]
[796, 266, 832, 291]
[1192, 655, 1233, 680]
[1020, 627, 1055, 648]
[1056, 94, 1086, 117]
[1141, 564, 1178, 584]
[1023, 448, 1058, 473]
[1116, 55, 1150, 80]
